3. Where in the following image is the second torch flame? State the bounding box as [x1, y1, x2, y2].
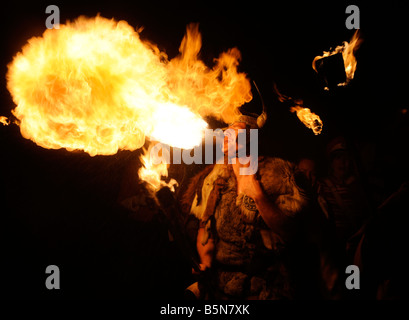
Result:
[274, 84, 323, 135]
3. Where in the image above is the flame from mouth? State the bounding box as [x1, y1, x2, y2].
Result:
[138, 145, 178, 192]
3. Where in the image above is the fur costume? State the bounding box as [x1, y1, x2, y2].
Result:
[181, 156, 308, 299]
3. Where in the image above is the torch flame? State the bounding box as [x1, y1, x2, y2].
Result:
[0, 116, 9, 126]
[312, 30, 362, 86]
[290, 106, 323, 135]
[274, 84, 323, 135]
[138, 145, 178, 192]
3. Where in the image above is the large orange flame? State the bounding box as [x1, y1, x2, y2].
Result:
[6, 16, 252, 157]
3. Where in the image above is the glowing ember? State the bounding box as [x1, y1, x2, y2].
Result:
[138, 145, 177, 192]
[312, 30, 362, 87]
[290, 106, 323, 135]
[0, 116, 9, 126]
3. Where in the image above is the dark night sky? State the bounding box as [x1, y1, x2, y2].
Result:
[0, 1, 408, 299]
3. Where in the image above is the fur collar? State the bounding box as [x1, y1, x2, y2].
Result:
[180, 157, 307, 220]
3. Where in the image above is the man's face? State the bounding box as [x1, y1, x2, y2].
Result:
[223, 122, 246, 155]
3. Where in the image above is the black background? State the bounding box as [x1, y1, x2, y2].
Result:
[0, 1, 408, 299]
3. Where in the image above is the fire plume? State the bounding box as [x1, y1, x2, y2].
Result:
[167, 24, 252, 124]
[6, 16, 252, 157]
[312, 30, 362, 86]
[274, 84, 323, 135]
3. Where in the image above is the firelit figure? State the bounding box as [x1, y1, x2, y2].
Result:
[180, 110, 309, 299]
